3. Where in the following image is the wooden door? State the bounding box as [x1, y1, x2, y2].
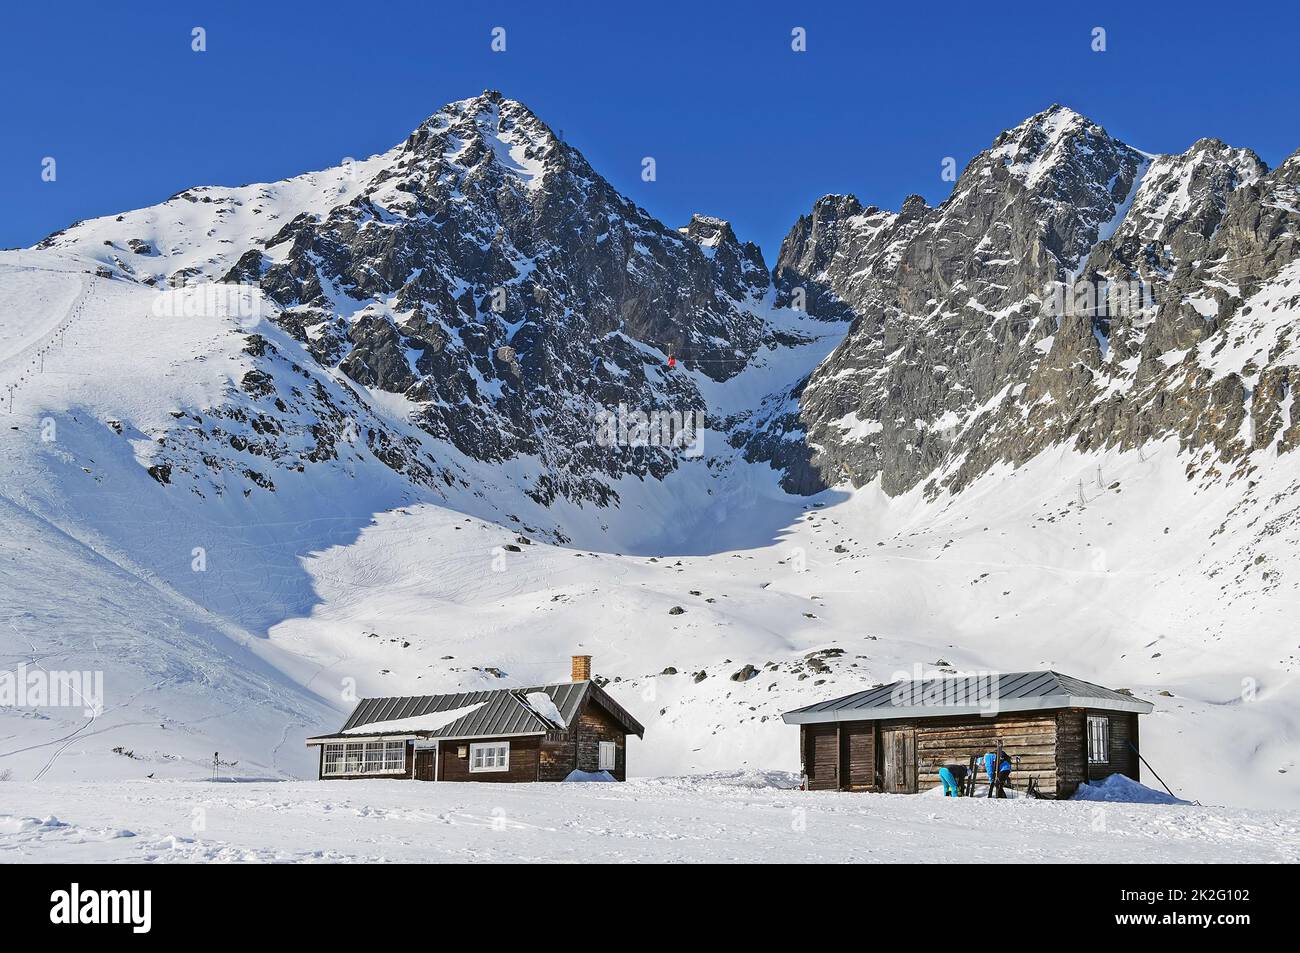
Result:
[843, 722, 874, 790]
[414, 748, 436, 781]
[879, 726, 916, 793]
[805, 726, 839, 789]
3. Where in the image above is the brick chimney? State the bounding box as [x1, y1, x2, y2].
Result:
[571, 655, 592, 682]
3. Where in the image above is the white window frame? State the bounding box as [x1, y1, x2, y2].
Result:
[1087, 715, 1110, 764]
[322, 740, 407, 776]
[469, 741, 510, 773]
[382, 740, 405, 772]
[598, 740, 617, 771]
[323, 744, 344, 775]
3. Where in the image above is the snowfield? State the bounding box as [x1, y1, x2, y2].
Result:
[2, 774, 1297, 864]
[0, 247, 1297, 822]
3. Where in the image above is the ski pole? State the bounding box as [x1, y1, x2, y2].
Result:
[1126, 740, 1181, 801]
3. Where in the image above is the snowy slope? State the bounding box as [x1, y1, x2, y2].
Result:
[36, 150, 400, 286]
[1, 774, 1296, 863]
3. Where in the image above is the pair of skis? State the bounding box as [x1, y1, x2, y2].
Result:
[959, 743, 1014, 797]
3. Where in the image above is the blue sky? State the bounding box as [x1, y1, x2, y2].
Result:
[2, 1, 1297, 260]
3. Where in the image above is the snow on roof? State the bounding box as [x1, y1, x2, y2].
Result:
[312, 680, 645, 744]
[523, 691, 567, 729]
[340, 703, 486, 736]
[782, 671, 1154, 724]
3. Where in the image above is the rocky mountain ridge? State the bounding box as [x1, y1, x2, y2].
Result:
[35, 97, 1300, 513]
[39, 91, 845, 514]
[759, 105, 1300, 499]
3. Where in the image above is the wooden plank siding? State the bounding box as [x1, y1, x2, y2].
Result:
[438, 735, 542, 783]
[575, 700, 628, 780]
[802, 713, 1068, 796]
[1055, 708, 1143, 797]
[1086, 709, 1141, 784]
[1055, 710, 1087, 798]
[842, 722, 875, 790]
[538, 695, 631, 781]
[802, 724, 841, 790]
[796, 707, 1145, 799]
[913, 713, 1060, 796]
[538, 730, 577, 782]
[1108, 711, 1140, 781]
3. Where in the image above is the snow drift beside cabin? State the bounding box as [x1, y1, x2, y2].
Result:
[564, 770, 616, 782]
[1071, 774, 1189, 805]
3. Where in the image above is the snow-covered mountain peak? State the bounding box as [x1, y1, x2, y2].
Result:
[981, 104, 1140, 205]
[402, 89, 563, 194]
[990, 103, 1100, 179]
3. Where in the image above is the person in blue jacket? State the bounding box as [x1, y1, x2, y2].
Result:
[938, 763, 967, 796]
[984, 752, 998, 786]
[984, 750, 1013, 797]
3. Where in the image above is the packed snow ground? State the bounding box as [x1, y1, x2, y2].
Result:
[2, 774, 1297, 864]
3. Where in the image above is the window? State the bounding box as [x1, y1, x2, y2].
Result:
[322, 740, 407, 776]
[598, 741, 617, 771]
[1087, 716, 1110, 764]
[469, 742, 510, 773]
[383, 740, 405, 771]
[323, 745, 343, 775]
[344, 742, 364, 774]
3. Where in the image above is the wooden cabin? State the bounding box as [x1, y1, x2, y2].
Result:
[782, 671, 1153, 798]
[306, 655, 645, 782]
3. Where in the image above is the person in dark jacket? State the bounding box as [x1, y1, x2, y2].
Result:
[984, 750, 1013, 797]
[938, 763, 967, 796]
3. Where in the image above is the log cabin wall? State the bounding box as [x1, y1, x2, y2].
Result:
[1055, 710, 1087, 798]
[1087, 709, 1140, 784]
[437, 735, 542, 782]
[804, 714, 1061, 794]
[574, 700, 628, 780]
[1057, 708, 1142, 796]
[539, 698, 630, 781]
[1125, 712, 1140, 782]
[798, 709, 1147, 797]
[1109, 711, 1140, 781]
[914, 712, 1061, 796]
[539, 730, 576, 782]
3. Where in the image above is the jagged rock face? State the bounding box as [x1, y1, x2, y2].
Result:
[147, 332, 447, 500]
[682, 214, 770, 302]
[34, 90, 848, 512]
[32, 96, 1299, 510]
[758, 105, 1300, 497]
[773, 194, 900, 321]
[219, 92, 797, 503]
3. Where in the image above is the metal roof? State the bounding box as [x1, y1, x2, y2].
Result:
[307, 680, 644, 743]
[781, 671, 1154, 725]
